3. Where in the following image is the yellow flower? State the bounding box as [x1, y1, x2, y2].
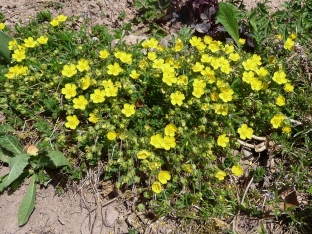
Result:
[282, 126, 291, 133]
[130, 70, 140, 79]
[107, 62, 123, 76]
[275, 34, 283, 40]
[215, 170, 226, 181]
[122, 103, 135, 117]
[65, 115, 79, 130]
[80, 76, 91, 90]
[189, 36, 202, 47]
[273, 70, 288, 84]
[242, 71, 254, 84]
[242, 59, 257, 71]
[170, 91, 185, 106]
[214, 104, 228, 116]
[284, 38, 295, 50]
[174, 38, 183, 52]
[152, 58, 164, 69]
[88, 113, 99, 123]
[152, 181, 162, 193]
[12, 49, 26, 62]
[290, 33, 296, 40]
[37, 36, 48, 44]
[164, 123, 177, 137]
[50, 18, 59, 26]
[158, 171, 171, 184]
[250, 78, 263, 91]
[204, 35, 213, 44]
[61, 83, 77, 99]
[73, 95, 88, 110]
[217, 134, 229, 148]
[23, 37, 37, 48]
[62, 64, 77, 77]
[90, 89, 105, 103]
[162, 136, 176, 150]
[0, 22, 5, 30]
[99, 49, 110, 59]
[137, 150, 152, 160]
[118, 52, 132, 64]
[57, 14, 67, 22]
[270, 114, 285, 128]
[192, 87, 205, 98]
[208, 40, 221, 53]
[162, 73, 177, 86]
[77, 59, 90, 72]
[192, 62, 204, 72]
[150, 134, 164, 148]
[8, 40, 19, 50]
[237, 124, 253, 140]
[224, 44, 234, 54]
[229, 52, 240, 61]
[238, 38, 246, 45]
[256, 67, 269, 77]
[211, 92, 219, 101]
[196, 42, 206, 51]
[147, 51, 157, 61]
[107, 131, 117, 141]
[284, 83, 294, 92]
[275, 95, 286, 106]
[177, 75, 188, 85]
[219, 88, 234, 102]
[231, 165, 243, 176]
[148, 38, 159, 48]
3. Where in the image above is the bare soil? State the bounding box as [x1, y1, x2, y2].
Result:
[0, 0, 289, 233]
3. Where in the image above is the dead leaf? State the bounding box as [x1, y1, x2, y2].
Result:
[284, 190, 300, 208]
[212, 218, 230, 229]
[26, 144, 38, 156]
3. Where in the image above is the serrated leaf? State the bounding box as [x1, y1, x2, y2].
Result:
[18, 175, 36, 226]
[0, 148, 10, 164]
[0, 135, 23, 155]
[0, 31, 13, 63]
[0, 124, 14, 134]
[4, 154, 30, 187]
[216, 2, 240, 47]
[46, 150, 71, 168]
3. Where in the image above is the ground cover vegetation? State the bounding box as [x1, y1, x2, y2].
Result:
[0, 0, 312, 232]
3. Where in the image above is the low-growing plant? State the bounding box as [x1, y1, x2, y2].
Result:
[0, 4, 311, 231]
[0, 125, 71, 226]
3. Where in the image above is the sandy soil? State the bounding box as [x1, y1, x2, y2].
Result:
[0, 0, 288, 233]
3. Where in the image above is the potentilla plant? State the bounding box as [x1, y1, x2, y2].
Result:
[0, 14, 299, 219]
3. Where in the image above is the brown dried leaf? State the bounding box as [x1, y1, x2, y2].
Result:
[212, 218, 230, 229]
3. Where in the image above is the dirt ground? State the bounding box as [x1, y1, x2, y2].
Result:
[0, 0, 288, 233]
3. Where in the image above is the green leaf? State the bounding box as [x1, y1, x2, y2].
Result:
[0, 124, 15, 134]
[216, 2, 240, 47]
[11, 171, 31, 191]
[4, 154, 30, 187]
[0, 148, 10, 164]
[18, 175, 36, 226]
[0, 31, 13, 63]
[0, 135, 23, 155]
[249, 11, 258, 33]
[0, 174, 8, 192]
[46, 150, 71, 168]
